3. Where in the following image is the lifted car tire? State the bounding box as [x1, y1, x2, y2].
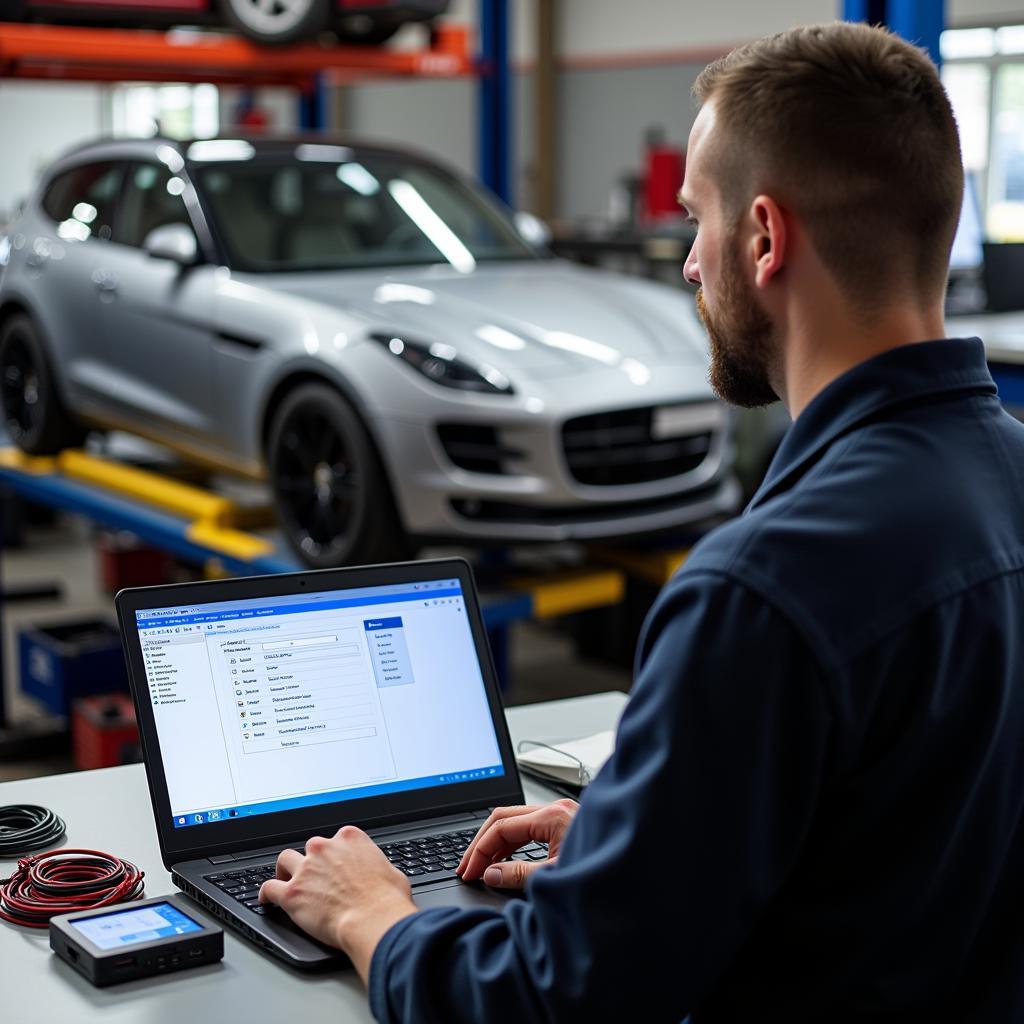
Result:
[0, 314, 86, 455]
[219, 0, 329, 45]
[267, 383, 409, 568]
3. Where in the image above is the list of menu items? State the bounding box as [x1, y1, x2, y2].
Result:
[364, 617, 415, 689]
[141, 630, 206, 705]
[218, 632, 381, 754]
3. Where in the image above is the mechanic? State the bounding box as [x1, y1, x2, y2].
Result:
[259, 21, 1024, 1021]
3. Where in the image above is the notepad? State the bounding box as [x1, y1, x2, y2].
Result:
[516, 730, 616, 788]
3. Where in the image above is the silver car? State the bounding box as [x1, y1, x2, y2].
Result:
[0, 136, 738, 567]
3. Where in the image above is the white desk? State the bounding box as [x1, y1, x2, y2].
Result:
[949, 310, 1024, 364]
[0, 691, 627, 1024]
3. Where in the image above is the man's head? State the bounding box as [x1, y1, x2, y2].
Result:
[680, 21, 963, 408]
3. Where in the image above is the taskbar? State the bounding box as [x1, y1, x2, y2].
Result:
[172, 763, 505, 828]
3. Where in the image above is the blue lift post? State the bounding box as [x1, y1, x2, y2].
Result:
[478, 0, 512, 205]
[843, 0, 945, 66]
[298, 72, 330, 132]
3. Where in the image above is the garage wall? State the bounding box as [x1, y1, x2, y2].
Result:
[556, 62, 705, 222]
[0, 82, 109, 224]
[556, 0, 835, 58]
[950, 0, 1024, 26]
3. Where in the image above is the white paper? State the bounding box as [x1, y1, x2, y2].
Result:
[517, 730, 616, 785]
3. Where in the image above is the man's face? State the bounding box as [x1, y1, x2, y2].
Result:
[681, 103, 779, 408]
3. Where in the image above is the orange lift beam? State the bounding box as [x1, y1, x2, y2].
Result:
[0, 21, 472, 86]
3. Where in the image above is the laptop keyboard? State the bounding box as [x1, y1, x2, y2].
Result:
[205, 827, 549, 914]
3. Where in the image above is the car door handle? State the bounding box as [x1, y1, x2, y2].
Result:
[91, 268, 119, 294]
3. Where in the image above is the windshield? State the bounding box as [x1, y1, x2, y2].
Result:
[192, 149, 537, 273]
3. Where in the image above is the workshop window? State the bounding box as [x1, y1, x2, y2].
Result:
[942, 25, 1024, 242]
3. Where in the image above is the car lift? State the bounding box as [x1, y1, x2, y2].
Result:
[0, 21, 473, 85]
[0, 444, 694, 756]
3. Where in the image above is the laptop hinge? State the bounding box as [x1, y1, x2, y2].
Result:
[366, 809, 484, 840]
[209, 854, 235, 864]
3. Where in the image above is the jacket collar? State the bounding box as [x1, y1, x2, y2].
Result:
[747, 337, 995, 511]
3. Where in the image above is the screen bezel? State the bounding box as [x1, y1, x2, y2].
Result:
[116, 557, 523, 869]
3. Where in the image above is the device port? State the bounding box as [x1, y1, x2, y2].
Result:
[113, 956, 136, 969]
[65, 946, 79, 962]
[188, 950, 203, 960]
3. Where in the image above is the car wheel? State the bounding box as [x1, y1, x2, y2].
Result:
[219, 0, 329, 45]
[334, 15, 400, 45]
[267, 383, 409, 568]
[0, 314, 86, 455]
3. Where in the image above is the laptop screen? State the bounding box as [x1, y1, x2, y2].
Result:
[133, 576, 504, 831]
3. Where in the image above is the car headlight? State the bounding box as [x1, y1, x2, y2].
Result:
[370, 332, 514, 395]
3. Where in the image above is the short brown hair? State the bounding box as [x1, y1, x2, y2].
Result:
[693, 21, 963, 307]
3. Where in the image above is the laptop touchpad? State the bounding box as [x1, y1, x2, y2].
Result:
[413, 881, 512, 911]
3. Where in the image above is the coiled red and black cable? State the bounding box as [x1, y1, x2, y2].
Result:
[0, 849, 145, 928]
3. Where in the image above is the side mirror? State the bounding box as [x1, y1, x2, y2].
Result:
[514, 211, 553, 248]
[143, 223, 199, 266]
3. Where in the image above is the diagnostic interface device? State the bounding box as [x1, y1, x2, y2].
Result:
[50, 894, 223, 986]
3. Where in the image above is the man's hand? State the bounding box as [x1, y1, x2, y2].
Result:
[259, 826, 417, 983]
[457, 798, 579, 890]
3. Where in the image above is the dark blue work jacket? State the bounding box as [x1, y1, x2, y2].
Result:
[370, 337, 1024, 1023]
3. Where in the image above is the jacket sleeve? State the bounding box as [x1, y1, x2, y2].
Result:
[369, 571, 834, 1023]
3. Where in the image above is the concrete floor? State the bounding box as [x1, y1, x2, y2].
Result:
[0, 512, 632, 782]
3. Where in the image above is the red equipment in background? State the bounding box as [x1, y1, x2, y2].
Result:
[641, 127, 685, 223]
[71, 693, 140, 770]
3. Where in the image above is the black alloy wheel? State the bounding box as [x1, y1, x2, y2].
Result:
[0, 314, 85, 455]
[267, 383, 408, 568]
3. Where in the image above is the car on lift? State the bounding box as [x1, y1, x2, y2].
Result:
[0, 0, 448, 46]
[0, 136, 738, 567]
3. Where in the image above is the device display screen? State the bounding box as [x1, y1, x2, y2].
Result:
[134, 576, 505, 831]
[69, 902, 203, 950]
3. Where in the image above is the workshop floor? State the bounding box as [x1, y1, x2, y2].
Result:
[0, 514, 632, 782]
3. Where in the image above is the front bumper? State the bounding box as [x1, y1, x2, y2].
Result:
[369, 406, 741, 543]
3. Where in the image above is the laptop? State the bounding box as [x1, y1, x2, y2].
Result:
[116, 557, 532, 970]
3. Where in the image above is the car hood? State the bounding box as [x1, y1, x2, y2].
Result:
[251, 260, 711, 379]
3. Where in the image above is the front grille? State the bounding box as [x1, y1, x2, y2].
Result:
[437, 424, 522, 475]
[562, 406, 713, 486]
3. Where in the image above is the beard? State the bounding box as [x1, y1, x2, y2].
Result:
[694, 243, 780, 409]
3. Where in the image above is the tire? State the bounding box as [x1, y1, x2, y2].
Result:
[267, 383, 409, 568]
[219, 0, 329, 45]
[0, 314, 86, 455]
[335, 15, 400, 45]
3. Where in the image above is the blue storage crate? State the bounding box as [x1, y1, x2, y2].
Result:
[19, 619, 129, 717]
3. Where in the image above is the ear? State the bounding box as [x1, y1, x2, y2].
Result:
[748, 195, 786, 290]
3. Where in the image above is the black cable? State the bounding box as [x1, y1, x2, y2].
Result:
[0, 804, 67, 857]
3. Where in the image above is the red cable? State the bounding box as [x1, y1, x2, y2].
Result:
[0, 848, 145, 928]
